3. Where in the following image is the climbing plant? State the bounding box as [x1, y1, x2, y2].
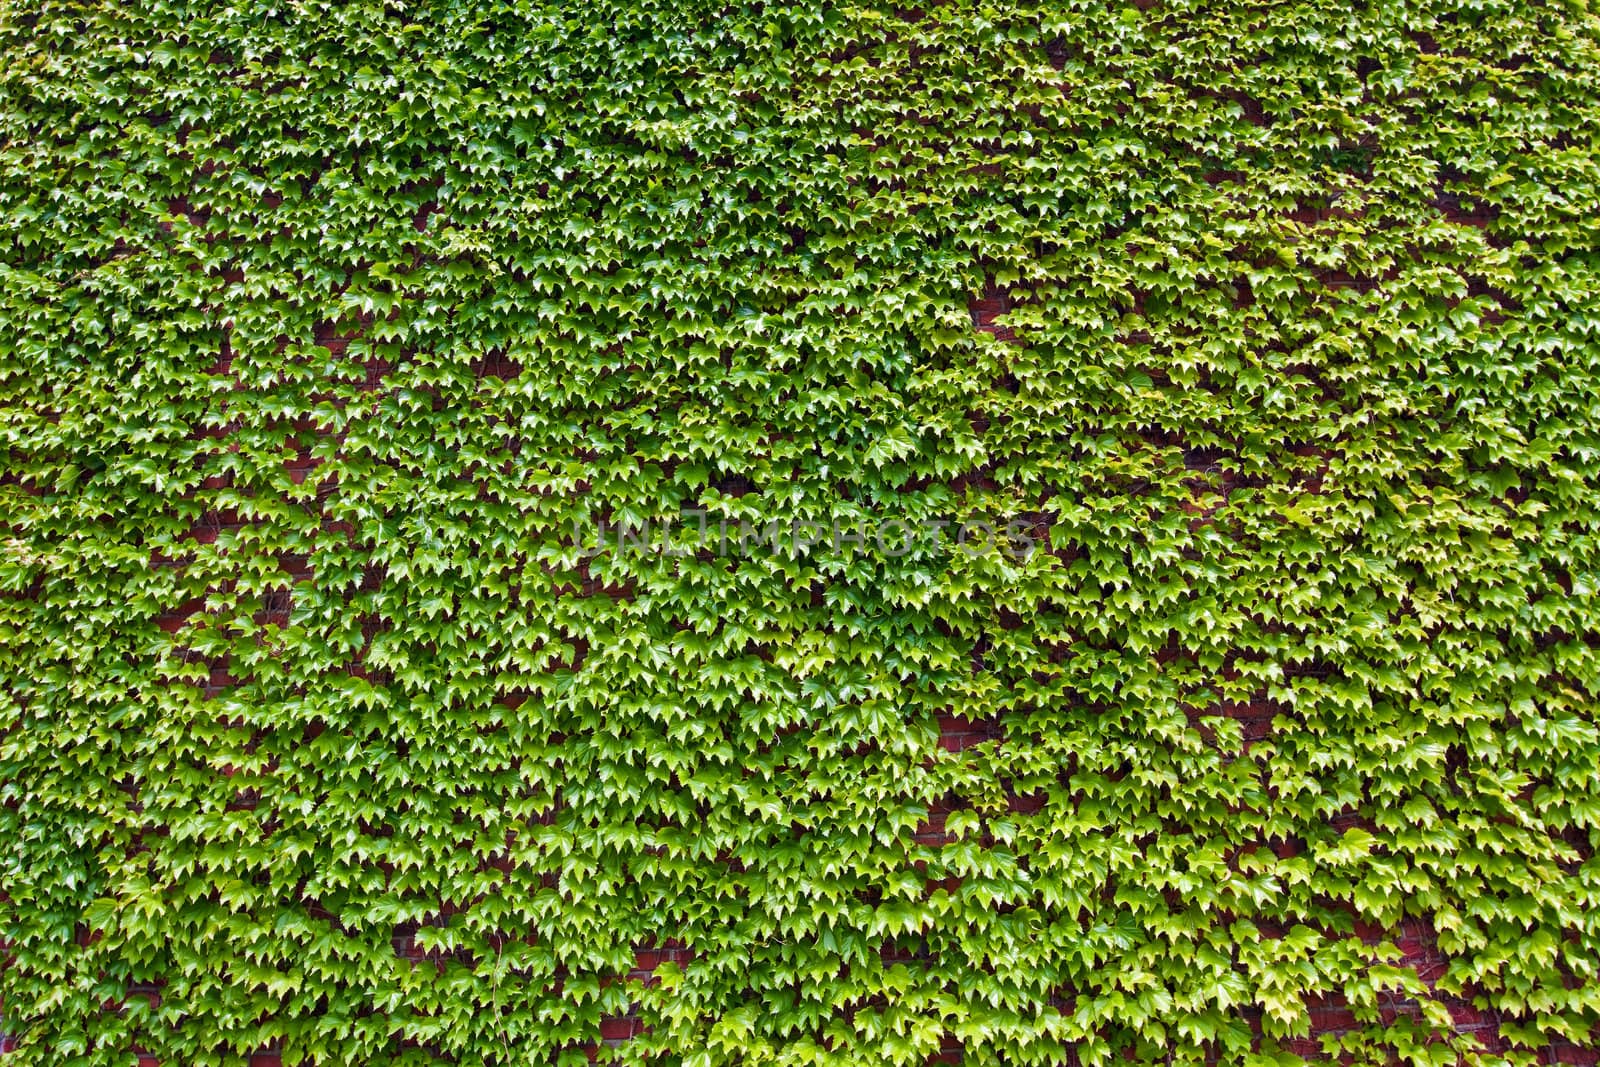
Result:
[2, 0, 1600, 1064]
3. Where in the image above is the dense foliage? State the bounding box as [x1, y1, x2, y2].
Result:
[3, 0, 1600, 1063]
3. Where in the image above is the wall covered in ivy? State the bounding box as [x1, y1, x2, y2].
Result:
[3, 0, 1600, 1064]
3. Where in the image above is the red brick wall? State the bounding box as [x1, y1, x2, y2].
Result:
[3, 297, 1595, 1067]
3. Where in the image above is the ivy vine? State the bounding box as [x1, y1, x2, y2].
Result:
[2, 0, 1599, 1064]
